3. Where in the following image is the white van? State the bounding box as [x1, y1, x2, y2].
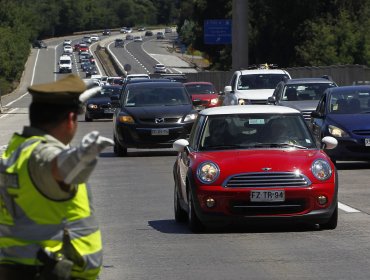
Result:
[58, 55, 72, 73]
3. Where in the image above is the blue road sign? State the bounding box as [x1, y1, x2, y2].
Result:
[204, 19, 232, 45]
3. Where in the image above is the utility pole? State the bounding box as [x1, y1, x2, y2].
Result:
[232, 0, 249, 70]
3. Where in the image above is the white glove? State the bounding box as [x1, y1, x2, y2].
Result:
[57, 131, 113, 185]
[78, 131, 114, 162]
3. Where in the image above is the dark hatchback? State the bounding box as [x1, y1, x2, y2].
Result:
[113, 81, 198, 156]
[85, 85, 122, 121]
[32, 40, 47, 48]
[310, 85, 370, 162]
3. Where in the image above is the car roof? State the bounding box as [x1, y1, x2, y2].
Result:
[199, 105, 300, 116]
[126, 81, 183, 88]
[325, 85, 370, 93]
[238, 69, 290, 75]
[284, 77, 336, 85]
[184, 82, 213, 86]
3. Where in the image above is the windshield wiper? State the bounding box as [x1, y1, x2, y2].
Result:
[253, 143, 308, 149]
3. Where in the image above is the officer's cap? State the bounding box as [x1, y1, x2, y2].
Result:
[28, 74, 87, 105]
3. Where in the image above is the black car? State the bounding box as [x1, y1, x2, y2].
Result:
[32, 40, 47, 49]
[85, 85, 122, 121]
[102, 29, 111, 36]
[113, 81, 198, 156]
[268, 76, 337, 121]
[145, 30, 153, 36]
[114, 38, 124, 47]
[85, 65, 98, 78]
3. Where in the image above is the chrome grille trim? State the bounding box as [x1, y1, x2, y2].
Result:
[301, 110, 313, 121]
[223, 172, 311, 188]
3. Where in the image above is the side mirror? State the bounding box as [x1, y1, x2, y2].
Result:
[311, 111, 323, 118]
[173, 139, 189, 152]
[224, 85, 232, 94]
[321, 136, 338, 150]
[267, 96, 276, 104]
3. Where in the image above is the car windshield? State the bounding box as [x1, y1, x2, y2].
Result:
[60, 60, 70, 64]
[199, 114, 316, 151]
[329, 89, 370, 114]
[282, 83, 336, 101]
[185, 84, 216, 95]
[124, 86, 190, 107]
[238, 74, 289, 90]
[98, 87, 120, 97]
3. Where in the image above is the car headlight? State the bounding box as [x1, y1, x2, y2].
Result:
[196, 162, 220, 184]
[183, 112, 197, 122]
[328, 125, 349, 137]
[87, 104, 97, 109]
[311, 159, 332, 181]
[210, 98, 219, 105]
[238, 99, 245, 105]
[118, 115, 135, 123]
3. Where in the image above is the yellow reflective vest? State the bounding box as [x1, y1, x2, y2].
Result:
[0, 134, 102, 280]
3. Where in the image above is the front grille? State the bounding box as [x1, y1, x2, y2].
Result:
[249, 99, 267, 105]
[301, 110, 313, 121]
[224, 172, 311, 188]
[100, 104, 112, 109]
[352, 130, 370, 136]
[139, 117, 181, 124]
[230, 199, 307, 215]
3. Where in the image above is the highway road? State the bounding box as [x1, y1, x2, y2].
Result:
[1, 34, 370, 280]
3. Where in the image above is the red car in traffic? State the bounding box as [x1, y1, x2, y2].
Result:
[184, 82, 221, 110]
[173, 105, 339, 232]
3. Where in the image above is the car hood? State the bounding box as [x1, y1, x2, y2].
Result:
[235, 89, 274, 100]
[280, 100, 319, 111]
[193, 149, 332, 183]
[191, 94, 219, 101]
[123, 105, 193, 118]
[327, 113, 370, 131]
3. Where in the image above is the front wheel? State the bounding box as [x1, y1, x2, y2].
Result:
[174, 182, 187, 223]
[319, 204, 338, 230]
[113, 136, 127, 157]
[187, 189, 204, 233]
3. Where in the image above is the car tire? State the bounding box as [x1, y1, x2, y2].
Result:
[319, 204, 338, 230]
[187, 188, 204, 233]
[85, 114, 92, 122]
[174, 182, 187, 223]
[113, 136, 127, 157]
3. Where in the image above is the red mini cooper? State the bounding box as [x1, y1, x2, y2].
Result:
[173, 105, 338, 232]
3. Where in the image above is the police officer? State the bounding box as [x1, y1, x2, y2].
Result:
[0, 74, 113, 279]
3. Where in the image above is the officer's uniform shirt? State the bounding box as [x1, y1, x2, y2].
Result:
[21, 126, 78, 200]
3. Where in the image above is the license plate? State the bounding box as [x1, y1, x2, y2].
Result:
[151, 128, 169, 136]
[250, 190, 285, 202]
[195, 105, 205, 111]
[365, 138, 370, 146]
[104, 109, 114, 114]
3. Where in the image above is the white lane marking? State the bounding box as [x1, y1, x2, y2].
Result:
[338, 202, 361, 213]
[0, 108, 19, 119]
[32, 49, 40, 85]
